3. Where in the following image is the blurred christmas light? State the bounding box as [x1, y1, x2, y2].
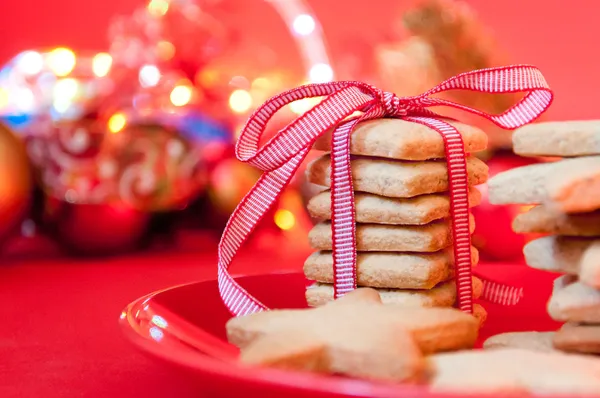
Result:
[14, 88, 35, 112]
[156, 41, 176, 60]
[47, 48, 76, 77]
[108, 112, 127, 133]
[290, 97, 321, 115]
[139, 65, 161, 87]
[92, 53, 112, 77]
[274, 209, 296, 230]
[53, 78, 80, 113]
[0, 89, 8, 109]
[147, 0, 170, 16]
[17, 51, 44, 76]
[228, 89, 252, 114]
[309, 63, 333, 83]
[54, 78, 79, 99]
[170, 85, 193, 106]
[292, 14, 315, 36]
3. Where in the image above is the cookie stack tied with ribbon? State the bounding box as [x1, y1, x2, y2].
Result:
[487, 121, 600, 355]
[303, 119, 489, 319]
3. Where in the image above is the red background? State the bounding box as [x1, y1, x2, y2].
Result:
[1, 1, 597, 397]
[1, 0, 599, 121]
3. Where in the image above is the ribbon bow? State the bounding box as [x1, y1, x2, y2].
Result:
[218, 65, 553, 317]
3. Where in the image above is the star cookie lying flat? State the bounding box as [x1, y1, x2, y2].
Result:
[483, 331, 556, 352]
[227, 288, 427, 382]
[513, 120, 600, 157]
[554, 323, 600, 355]
[227, 288, 481, 382]
[428, 348, 600, 395]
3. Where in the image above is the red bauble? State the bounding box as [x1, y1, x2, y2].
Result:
[471, 152, 539, 262]
[45, 197, 150, 255]
[0, 123, 34, 247]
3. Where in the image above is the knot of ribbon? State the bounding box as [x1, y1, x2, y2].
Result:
[218, 65, 553, 317]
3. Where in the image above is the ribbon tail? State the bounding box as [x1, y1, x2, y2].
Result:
[477, 275, 524, 306]
[217, 149, 309, 317]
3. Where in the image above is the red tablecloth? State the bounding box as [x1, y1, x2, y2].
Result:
[2, 238, 558, 398]
[1, 244, 308, 398]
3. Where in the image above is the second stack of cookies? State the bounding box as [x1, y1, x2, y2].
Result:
[488, 120, 600, 355]
[302, 118, 489, 317]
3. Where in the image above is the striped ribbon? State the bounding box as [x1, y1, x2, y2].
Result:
[218, 65, 553, 317]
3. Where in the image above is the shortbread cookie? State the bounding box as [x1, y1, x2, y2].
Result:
[303, 247, 479, 290]
[228, 288, 480, 357]
[308, 215, 475, 252]
[548, 276, 600, 323]
[307, 187, 482, 225]
[483, 331, 556, 352]
[305, 277, 484, 308]
[428, 348, 600, 395]
[553, 323, 600, 354]
[313, 118, 488, 160]
[524, 236, 600, 288]
[513, 120, 600, 157]
[307, 154, 488, 198]
[488, 156, 600, 213]
[513, 206, 600, 236]
[228, 288, 426, 382]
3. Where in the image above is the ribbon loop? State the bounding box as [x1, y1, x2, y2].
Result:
[218, 65, 554, 318]
[235, 83, 379, 172]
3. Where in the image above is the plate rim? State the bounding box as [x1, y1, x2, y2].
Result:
[119, 272, 582, 398]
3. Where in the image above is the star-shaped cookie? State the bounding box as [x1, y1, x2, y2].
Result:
[226, 288, 479, 382]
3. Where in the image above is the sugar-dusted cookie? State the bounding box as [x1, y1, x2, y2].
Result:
[548, 276, 600, 323]
[483, 331, 556, 352]
[524, 236, 600, 288]
[428, 348, 600, 395]
[512, 206, 600, 236]
[303, 247, 479, 290]
[305, 277, 484, 309]
[553, 323, 600, 355]
[312, 118, 488, 160]
[488, 156, 600, 213]
[227, 288, 426, 382]
[308, 216, 475, 252]
[306, 154, 488, 198]
[307, 187, 482, 225]
[513, 120, 600, 157]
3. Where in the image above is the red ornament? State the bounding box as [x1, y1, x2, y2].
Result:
[45, 197, 150, 255]
[471, 152, 540, 262]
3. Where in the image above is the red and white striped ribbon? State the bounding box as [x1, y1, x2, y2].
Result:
[218, 65, 553, 317]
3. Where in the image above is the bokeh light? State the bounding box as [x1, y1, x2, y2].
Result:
[228, 89, 252, 114]
[139, 65, 161, 87]
[108, 112, 127, 133]
[274, 209, 296, 230]
[309, 63, 334, 83]
[292, 14, 316, 36]
[147, 0, 169, 16]
[47, 48, 76, 77]
[170, 85, 193, 106]
[92, 53, 113, 77]
[17, 51, 44, 76]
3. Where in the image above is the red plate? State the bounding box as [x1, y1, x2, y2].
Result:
[120, 264, 564, 398]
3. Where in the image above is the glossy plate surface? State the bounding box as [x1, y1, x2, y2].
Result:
[120, 265, 566, 398]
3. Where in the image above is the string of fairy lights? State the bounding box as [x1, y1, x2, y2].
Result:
[0, 0, 333, 132]
[0, 0, 333, 234]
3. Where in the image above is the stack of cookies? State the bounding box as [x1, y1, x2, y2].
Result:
[487, 120, 600, 355]
[301, 118, 489, 318]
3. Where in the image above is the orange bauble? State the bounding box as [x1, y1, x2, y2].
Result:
[0, 123, 33, 245]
